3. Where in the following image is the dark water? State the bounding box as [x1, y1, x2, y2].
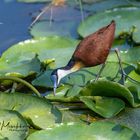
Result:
[0, 0, 44, 55]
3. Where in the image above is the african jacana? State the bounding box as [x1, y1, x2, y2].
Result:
[51, 20, 115, 94]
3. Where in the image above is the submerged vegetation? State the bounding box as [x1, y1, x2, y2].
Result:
[0, 0, 140, 139]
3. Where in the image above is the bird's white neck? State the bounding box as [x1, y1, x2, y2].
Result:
[57, 69, 73, 85]
[57, 61, 85, 85]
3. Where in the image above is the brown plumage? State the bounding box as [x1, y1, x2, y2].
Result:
[72, 20, 115, 67]
[51, 20, 116, 95]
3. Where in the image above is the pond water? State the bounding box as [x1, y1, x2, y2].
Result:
[0, 0, 44, 55]
[0, 0, 136, 56]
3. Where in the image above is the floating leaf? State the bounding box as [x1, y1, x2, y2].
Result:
[0, 92, 62, 129]
[80, 96, 125, 118]
[137, 62, 140, 73]
[90, 121, 140, 140]
[80, 0, 132, 12]
[78, 7, 140, 43]
[30, 2, 89, 38]
[30, 20, 78, 38]
[111, 108, 140, 137]
[0, 55, 41, 77]
[0, 36, 79, 69]
[46, 85, 79, 102]
[107, 47, 140, 65]
[61, 110, 87, 123]
[125, 70, 140, 98]
[80, 80, 140, 107]
[34, 3, 84, 21]
[0, 109, 28, 140]
[46, 84, 125, 118]
[32, 70, 54, 88]
[66, 85, 83, 97]
[27, 122, 139, 140]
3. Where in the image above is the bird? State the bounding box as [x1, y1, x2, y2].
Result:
[51, 20, 116, 95]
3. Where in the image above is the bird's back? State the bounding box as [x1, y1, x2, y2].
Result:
[72, 21, 116, 67]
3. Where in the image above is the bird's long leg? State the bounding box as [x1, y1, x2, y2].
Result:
[114, 48, 140, 85]
[115, 48, 126, 84]
[94, 63, 106, 82]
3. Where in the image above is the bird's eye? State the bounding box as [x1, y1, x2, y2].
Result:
[51, 69, 57, 75]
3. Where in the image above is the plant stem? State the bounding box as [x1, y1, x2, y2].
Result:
[29, 3, 52, 28]
[79, 0, 84, 22]
[0, 76, 41, 97]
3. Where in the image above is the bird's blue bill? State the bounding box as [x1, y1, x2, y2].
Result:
[51, 75, 58, 96]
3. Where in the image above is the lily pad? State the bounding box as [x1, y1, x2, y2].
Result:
[46, 84, 125, 118]
[0, 92, 62, 129]
[0, 109, 28, 140]
[107, 47, 140, 65]
[34, 4, 85, 21]
[80, 0, 132, 12]
[80, 80, 140, 107]
[30, 20, 78, 39]
[30, 3, 89, 39]
[80, 96, 125, 118]
[125, 70, 140, 98]
[111, 107, 140, 137]
[137, 62, 140, 73]
[32, 69, 54, 88]
[0, 54, 41, 77]
[61, 110, 88, 123]
[78, 7, 140, 43]
[46, 85, 80, 102]
[0, 36, 79, 69]
[27, 122, 139, 140]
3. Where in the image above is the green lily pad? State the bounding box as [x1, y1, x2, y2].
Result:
[46, 84, 125, 118]
[125, 70, 140, 98]
[137, 62, 140, 73]
[32, 70, 54, 88]
[17, 0, 50, 3]
[61, 110, 88, 123]
[46, 85, 80, 102]
[107, 47, 140, 65]
[30, 20, 78, 38]
[0, 109, 28, 140]
[111, 108, 140, 137]
[80, 0, 132, 12]
[30, 3, 88, 39]
[78, 7, 140, 43]
[0, 54, 41, 77]
[0, 36, 79, 69]
[0, 92, 62, 129]
[27, 122, 139, 140]
[66, 85, 83, 97]
[80, 80, 140, 107]
[80, 96, 125, 118]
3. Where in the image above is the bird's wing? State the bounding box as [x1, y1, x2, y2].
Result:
[72, 20, 116, 67]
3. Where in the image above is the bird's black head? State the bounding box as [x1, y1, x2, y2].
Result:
[51, 66, 74, 95]
[51, 59, 76, 95]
